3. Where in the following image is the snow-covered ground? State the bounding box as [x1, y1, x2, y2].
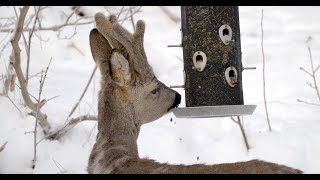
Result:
[1, 6, 320, 174]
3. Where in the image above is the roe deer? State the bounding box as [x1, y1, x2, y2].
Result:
[87, 13, 302, 174]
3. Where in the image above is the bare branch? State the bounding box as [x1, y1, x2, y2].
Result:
[15, 82, 38, 102]
[1, 7, 94, 34]
[230, 116, 250, 151]
[307, 46, 320, 101]
[68, 42, 85, 56]
[38, 114, 97, 142]
[32, 58, 51, 169]
[11, 6, 35, 107]
[23, 6, 48, 29]
[0, 141, 7, 152]
[6, 95, 23, 114]
[117, 6, 125, 19]
[65, 6, 81, 25]
[26, 6, 41, 85]
[306, 81, 315, 89]
[40, 95, 59, 108]
[159, 6, 180, 23]
[52, 158, 67, 174]
[129, 6, 136, 30]
[10, 6, 52, 135]
[27, 71, 43, 80]
[118, 6, 143, 23]
[64, 65, 98, 125]
[32, 70, 43, 169]
[230, 116, 237, 123]
[261, 9, 272, 132]
[297, 99, 320, 107]
[236, 116, 250, 151]
[2, 52, 16, 95]
[299, 67, 313, 77]
[0, 20, 94, 33]
[36, 64, 98, 140]
[315, 64, 320, 73]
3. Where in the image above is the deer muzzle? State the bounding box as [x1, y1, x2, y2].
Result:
[169, 92, 181, 110]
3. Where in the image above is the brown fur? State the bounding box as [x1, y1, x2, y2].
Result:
[87, 13, 302, 174]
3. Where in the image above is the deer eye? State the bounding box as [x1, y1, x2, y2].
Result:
[151, 88, 159, 95]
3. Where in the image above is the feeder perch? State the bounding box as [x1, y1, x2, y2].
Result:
[170, 6, 256, 118]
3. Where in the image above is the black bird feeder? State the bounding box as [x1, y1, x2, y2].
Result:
[170, 6, 256, 118]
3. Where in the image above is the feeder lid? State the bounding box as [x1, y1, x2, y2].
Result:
[171, 105, 256, 118]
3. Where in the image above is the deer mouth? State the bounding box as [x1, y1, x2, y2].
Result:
[168, 92, 181, 111]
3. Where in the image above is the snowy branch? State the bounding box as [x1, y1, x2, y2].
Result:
[39, 114, 97, 141]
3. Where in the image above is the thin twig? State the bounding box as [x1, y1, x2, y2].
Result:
[65, 6, 81, 25]
[32, 58, 51, 169]
[118, 7, 143, 23]
[117, 6, 125, 20]
[0, 18, 93, 33]
[6, 95, 23, 114]
[40, 95, 59, 108]
[69, 42, 85, 56]
[1, 6, 93, 34]
[231, 116, 250, 151]
[38, 114, 97, 143]
[28, 71, 43, 80]
[307, 46, 320, 101]
[45, 65, 98, 140]
[32, 70, 43, 169]
[129, 6, 136, 30]
[15, 82, 38, 102]
[299, 67, 313, 78]
[26, 6, 41, 86]
[306, 81, 315, 89]
[261, 9, 272, 132]
[0, 141, 7, 152]
[297, 99, 320, 107]
[315, 64, 320, 73]
[52, 158, 67, 174]
[64, 65, 98, 125]
[159, 6, 180, 23]
[25, 131, 34, 134]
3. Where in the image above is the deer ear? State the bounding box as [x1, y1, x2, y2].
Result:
[110, 50, 132, 86]
[89, 28, 112, 75]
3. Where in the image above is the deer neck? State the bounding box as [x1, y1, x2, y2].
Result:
[96, 86, 140, 157]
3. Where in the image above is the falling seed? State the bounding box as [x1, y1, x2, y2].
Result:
[197, 156, 199, 160]
[170, 118, 172, 122]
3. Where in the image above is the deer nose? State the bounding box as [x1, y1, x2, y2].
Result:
[170, 92, 181, 110]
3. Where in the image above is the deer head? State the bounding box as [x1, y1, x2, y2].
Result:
[89, 13, 181, 127]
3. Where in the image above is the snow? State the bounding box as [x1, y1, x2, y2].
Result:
[1, 6, 320, 174]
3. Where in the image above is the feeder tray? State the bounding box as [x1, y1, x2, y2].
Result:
[172, 105, 256, 118]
